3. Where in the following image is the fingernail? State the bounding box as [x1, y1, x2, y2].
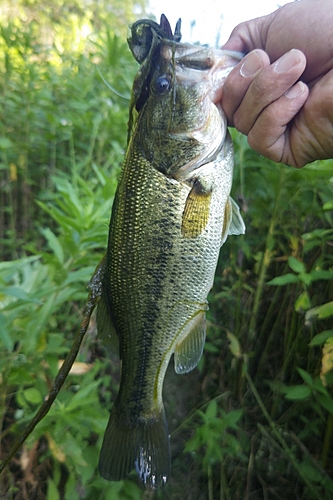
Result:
[240, 51, 263, 78]
[274, 49, 301, 74]
[285, 81, 306, 98]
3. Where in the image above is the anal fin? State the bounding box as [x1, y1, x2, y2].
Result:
[174, 310, 207, 374]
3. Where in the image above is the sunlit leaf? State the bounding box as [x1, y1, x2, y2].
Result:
[295, 291, 311, 312]
[24, 387, 42, 405]
[309, 330, 333, 346]
[227, 331, 242, 358]
[306, 302, 333, 323]
[288, 256, 305, 274]
[47, 477, 60, 500]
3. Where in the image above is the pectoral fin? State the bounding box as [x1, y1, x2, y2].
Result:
[221, 196, 245, 246]
[174, 311, 206, 374]
[182, 178, 212, 238]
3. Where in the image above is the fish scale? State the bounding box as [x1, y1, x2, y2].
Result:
[96, 15, 245, 487]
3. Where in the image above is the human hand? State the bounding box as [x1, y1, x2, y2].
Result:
[221, 0, 333, 168]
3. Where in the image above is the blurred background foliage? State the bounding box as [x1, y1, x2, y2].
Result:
[0, 1, 333, 499]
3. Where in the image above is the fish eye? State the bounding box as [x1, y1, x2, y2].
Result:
[153, 76, 170, 95]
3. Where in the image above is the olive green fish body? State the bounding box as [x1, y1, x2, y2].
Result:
[98, 16, 245, 488]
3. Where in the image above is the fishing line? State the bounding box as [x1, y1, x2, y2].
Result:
[96, 65, 130, 100]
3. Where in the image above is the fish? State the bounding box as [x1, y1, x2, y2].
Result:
[97, 14, 245, 488]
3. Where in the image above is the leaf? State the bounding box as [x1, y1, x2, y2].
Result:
[46, 432, 66, 462]
[288, 256, 305, 274]
[47, 478, 60, 500]
[298, 272, 313, 286]
[323, 199, 333, 210]
[0, 313, 14, 350]
[306, 302, 333, 323]
[309, 270, 333, 281]
[205, 399, 217, 420]
[267, 273, 299, 286]
[309, 330, 333, 346]
[0, 137, 14, 149]
[302, 228, 332, 240]
[317, 394, 333, 413]
[294, 291, 311, 312]
[284, 385, 311, 400]
[298, 462, 325, 483]
[1, 285, 40, 303]
[40, 227, 64, 265]
[296, 368, 313, 386]
[226, 332, 242, 358]
[224, 409, 243, 428]
[24, 387, 42, 404]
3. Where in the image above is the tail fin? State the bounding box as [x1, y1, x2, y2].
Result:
[98, 406, 170, 488]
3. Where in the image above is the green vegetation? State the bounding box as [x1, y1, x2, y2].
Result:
[1, 3, 333, 499]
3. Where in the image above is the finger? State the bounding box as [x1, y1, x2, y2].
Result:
[222, 50, 270, 124]
[233, 49, 306, 135]
[246, 81, 309, 166]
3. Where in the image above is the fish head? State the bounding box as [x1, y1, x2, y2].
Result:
[128, 16, 243, 179]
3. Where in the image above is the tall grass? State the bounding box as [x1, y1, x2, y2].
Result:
[1, 3, 333, 500]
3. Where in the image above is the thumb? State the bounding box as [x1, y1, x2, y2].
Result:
[222, 15, 271, 53]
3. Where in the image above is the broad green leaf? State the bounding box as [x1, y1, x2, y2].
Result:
[47, 478, 60, 500]
[298, 462, 325, 483]
[205, 399, 217, 420]
[306, 302, 333, 322]
[309, 270, 333, 281]
[267, 273, 299, 286]
[298, 273, 313, 286]
[317, 394, 333, 413]
[0, 137, 14, 149]
[284, 385, 311, 400]
[302, 228, 333, 240]
[309, 331, 333, 346]
[288, 256, 305, 274]
[24, 387, 42, 404]
[295, 291, 311, 312]
[224, 409, 243, 428]
[323, 199, 333, 210]
[1, 285, 40, 303]
[296, 368, 313, 386]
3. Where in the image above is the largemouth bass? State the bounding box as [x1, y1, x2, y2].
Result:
[97, 15, 245, 488]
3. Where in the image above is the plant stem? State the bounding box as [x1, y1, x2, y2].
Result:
[246, 370, 323, 500]
[208, 463, 213, 500]
[322, 412, 333, 468]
